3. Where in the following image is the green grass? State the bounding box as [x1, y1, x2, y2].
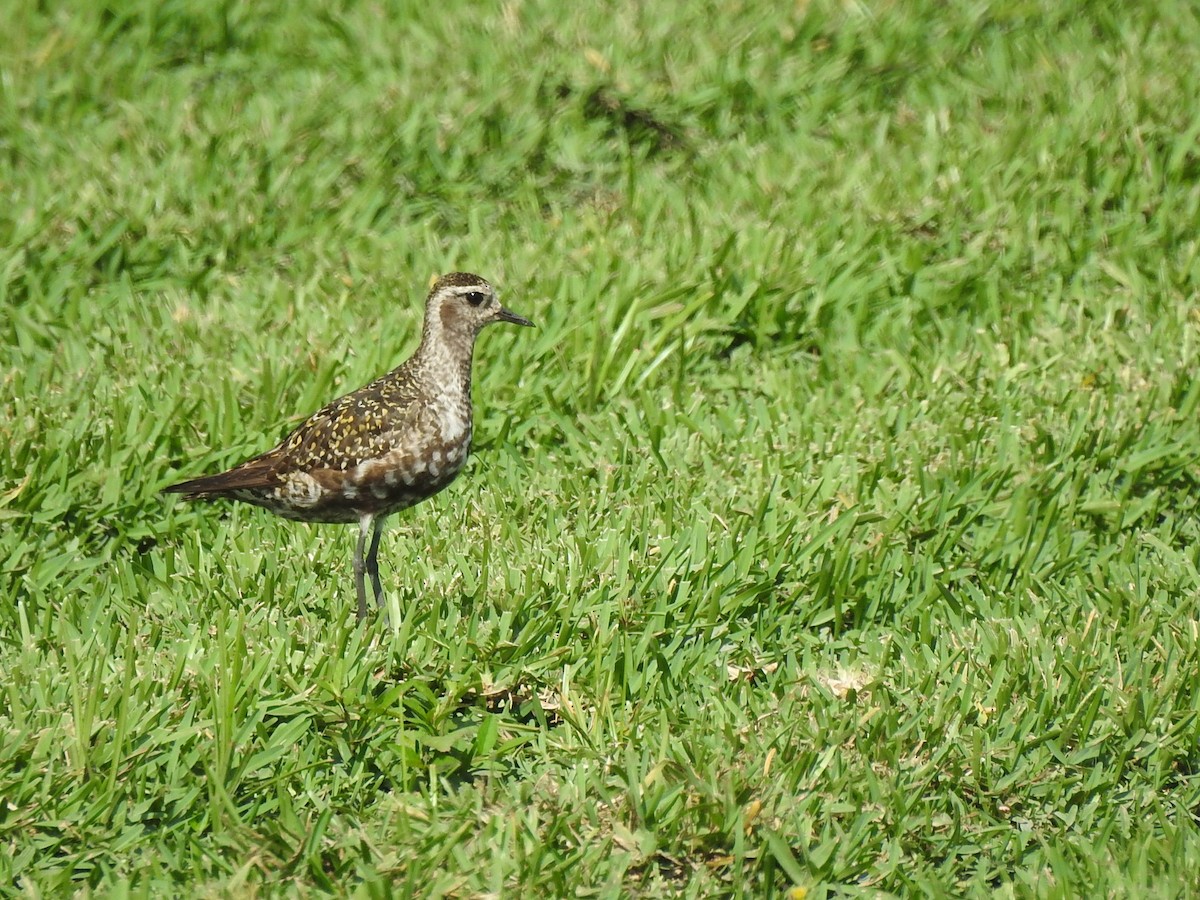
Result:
[3, 0, 1200, 895]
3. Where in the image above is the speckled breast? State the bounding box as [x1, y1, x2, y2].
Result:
[346, 402, 473, 516]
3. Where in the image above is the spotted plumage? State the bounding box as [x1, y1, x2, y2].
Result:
[164, 272, 534, 620]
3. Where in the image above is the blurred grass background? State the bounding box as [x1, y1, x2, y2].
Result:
[3, 0, 1200, 895]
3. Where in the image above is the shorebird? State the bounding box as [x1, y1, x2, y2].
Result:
[164, 272, 534, 620]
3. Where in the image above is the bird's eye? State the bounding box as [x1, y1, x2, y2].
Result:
[466, 291, 487, 307]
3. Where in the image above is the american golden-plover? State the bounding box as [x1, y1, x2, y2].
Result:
[164, 272, 534, 620]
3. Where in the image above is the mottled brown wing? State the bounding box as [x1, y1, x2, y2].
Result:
[165, 363, 427, 496]
[276, 368, 426, 471]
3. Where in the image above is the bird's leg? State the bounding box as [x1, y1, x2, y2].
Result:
[354, 514, 372, 622]
[366, 516, 387, 609]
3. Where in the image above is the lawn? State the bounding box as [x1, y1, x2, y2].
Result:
[3, 0, 1200, 895]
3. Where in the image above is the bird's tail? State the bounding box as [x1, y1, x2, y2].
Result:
[163, 456, 280, 497]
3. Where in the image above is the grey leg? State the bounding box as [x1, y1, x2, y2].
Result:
[354, 514, 372, 621]
[366, 515, 387, 608]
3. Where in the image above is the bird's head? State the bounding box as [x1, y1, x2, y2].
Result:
[425, 272, 534, 342]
